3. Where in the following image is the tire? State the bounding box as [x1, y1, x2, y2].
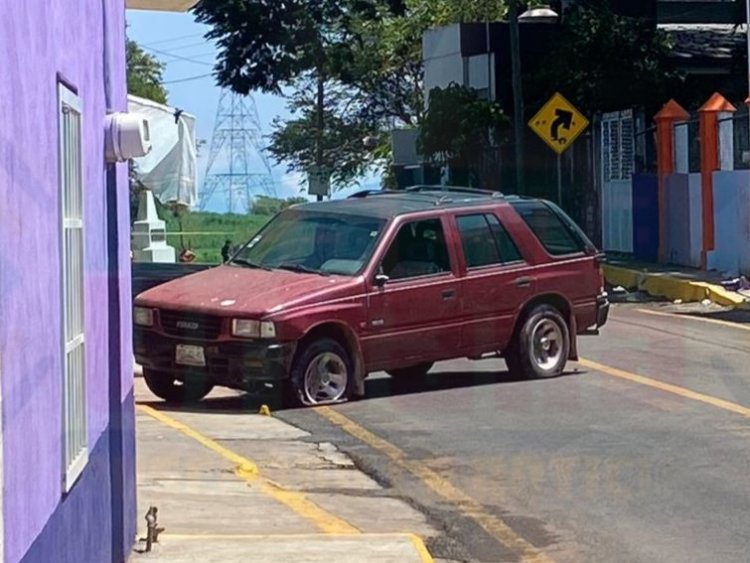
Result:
[288, 338, 353, 407]
[387, 362, 434, 379]
[505, 305, 569, 379]
[143, 369, 214, 403]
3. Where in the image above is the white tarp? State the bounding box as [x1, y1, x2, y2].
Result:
[128, 94, 197, 208]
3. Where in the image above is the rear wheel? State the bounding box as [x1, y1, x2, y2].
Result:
[387, 363, 434, 380]
[288, 338, 353, 407]
[142, 369, 214, 403]
[505, 305, 569, 379]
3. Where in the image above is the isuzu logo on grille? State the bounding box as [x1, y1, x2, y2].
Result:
[176, 321, 200, 330]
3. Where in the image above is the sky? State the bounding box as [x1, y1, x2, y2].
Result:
[126, 9, 378, 213]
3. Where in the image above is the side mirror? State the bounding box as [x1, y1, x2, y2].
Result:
[374, 273, 390, 288]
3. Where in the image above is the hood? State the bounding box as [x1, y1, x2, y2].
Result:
[136, 265, 361, 317]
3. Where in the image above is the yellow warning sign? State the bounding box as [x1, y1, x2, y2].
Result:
[528, 93, 590, 155]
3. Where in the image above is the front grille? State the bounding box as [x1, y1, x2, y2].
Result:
[159, 310, 224, 340]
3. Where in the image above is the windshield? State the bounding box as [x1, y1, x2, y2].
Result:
[232, 209, 386, 276]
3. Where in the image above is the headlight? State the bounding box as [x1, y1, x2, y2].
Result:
[232, 319, 276, 339]
[134, 307, 154, 327]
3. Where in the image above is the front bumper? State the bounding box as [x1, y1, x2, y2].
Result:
[134, 329, 296, 391]
[596, 293, 610, 328]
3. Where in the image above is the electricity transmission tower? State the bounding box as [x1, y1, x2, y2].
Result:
[199, 90, 277, 213]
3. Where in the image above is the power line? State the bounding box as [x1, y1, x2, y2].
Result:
[147, 41, 214, 54]
[163, 72, 214, 84]
[143, 32, 204, 47]
[144, 45, 214, 66]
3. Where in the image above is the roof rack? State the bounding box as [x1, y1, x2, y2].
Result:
[347, 189, 397, 199]
[405, 185, 504, 198]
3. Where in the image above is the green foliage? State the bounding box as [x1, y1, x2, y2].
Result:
[160, 210, 272, 264]
[250, 196, 308, 216]
[193, 0, 390, 94]
[530, 0, 682, 115]
[193, 0, 514, 190]
[419, 83, 508, 170]
[268, 80, 386, 189]
[126, 39, 168, 104]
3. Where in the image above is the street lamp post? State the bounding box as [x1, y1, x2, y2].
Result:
[508, 0, 525, 193]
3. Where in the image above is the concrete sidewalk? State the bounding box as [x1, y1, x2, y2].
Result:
[131, 380, 439, 563]
[603, 258, 750, 309]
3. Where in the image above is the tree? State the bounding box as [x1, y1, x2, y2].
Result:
[268, 79, 384, 189]
[529, 0, 682, 116]
[419, 83, 508, 188]
[193, 0, 513, 192]
[126, 39, 168, 104]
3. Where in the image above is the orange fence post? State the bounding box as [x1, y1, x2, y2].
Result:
[655, 100, 689, 263]
[698, 93, 736, 269]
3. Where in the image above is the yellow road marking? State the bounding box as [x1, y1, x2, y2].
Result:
[162, 532, 435, 562]
[139, 404, 259, 475]
[137, 404, 358, 535]
[578, 359, 750, 418]
[316, 406, 554, 563]
[637, 308, 750, 332]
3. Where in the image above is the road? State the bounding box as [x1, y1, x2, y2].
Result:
[273, 304, 750, 562]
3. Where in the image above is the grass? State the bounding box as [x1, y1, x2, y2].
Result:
[161, 211, 272, 264]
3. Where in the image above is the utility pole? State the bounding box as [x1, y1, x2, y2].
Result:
[316, 69, 325, 202]
[508, 0, 526, 193]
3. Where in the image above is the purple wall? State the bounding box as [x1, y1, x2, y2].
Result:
[0, 1, 134, 562]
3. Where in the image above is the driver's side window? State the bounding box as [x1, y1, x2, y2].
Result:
[381, 218, 451, 281]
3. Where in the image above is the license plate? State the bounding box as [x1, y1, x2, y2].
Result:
[175, 344, 206, 367]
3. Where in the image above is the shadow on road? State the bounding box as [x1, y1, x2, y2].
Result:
[140, 367, 578, 416]
[685, 309, 750, 325]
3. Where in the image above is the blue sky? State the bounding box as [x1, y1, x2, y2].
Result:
[126, 9, 377, 212]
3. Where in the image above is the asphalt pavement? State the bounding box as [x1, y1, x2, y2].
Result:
[275, 304, 750, 562]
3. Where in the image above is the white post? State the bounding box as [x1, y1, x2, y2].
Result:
[718, 112, 735, 171]
[674, 122, 689, 174]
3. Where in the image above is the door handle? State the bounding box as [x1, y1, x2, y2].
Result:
[442, 289, 457, 301]
[514, 276, 532, 288]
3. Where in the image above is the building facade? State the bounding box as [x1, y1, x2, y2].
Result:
[0, 1, 136, 561]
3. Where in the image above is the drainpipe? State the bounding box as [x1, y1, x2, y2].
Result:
[102, 0, 128, 560]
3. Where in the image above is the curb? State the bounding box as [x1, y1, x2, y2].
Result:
[603, 264, 750, 309]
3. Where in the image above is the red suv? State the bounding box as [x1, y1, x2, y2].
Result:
[134, 187, 609, 407]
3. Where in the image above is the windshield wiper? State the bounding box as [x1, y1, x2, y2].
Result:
[275, 263, 330, 276]
[231, 258, 271, 271]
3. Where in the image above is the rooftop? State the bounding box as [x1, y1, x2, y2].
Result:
[297, 187, 514, 220]
[662, 23, 746, 65]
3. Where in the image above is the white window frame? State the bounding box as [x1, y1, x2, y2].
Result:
[601, 109, 635, 183]
[59, 83, 88, 492]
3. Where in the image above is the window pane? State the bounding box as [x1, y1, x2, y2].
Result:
[235, 210, 385, 275]
[382, 219, 451, 280]
[512, 202, 585, 256]
[456, 215, 501, 268]
[486, 215, 523, 262]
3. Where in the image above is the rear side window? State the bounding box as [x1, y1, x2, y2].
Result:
[511, 201, 586, 256]
[456, 214, 522, 268]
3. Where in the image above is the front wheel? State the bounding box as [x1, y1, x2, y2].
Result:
[142, 369, 214, 403]
[288, 338, 353, 407]
[505, 305, 569, 379]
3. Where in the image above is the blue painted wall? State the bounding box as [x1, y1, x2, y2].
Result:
[632, 174, 660, 262]
[665, 174, 691, 266]
[709, 170, 750, 275]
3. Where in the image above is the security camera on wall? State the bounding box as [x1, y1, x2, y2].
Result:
[105, 112, 152, 163]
